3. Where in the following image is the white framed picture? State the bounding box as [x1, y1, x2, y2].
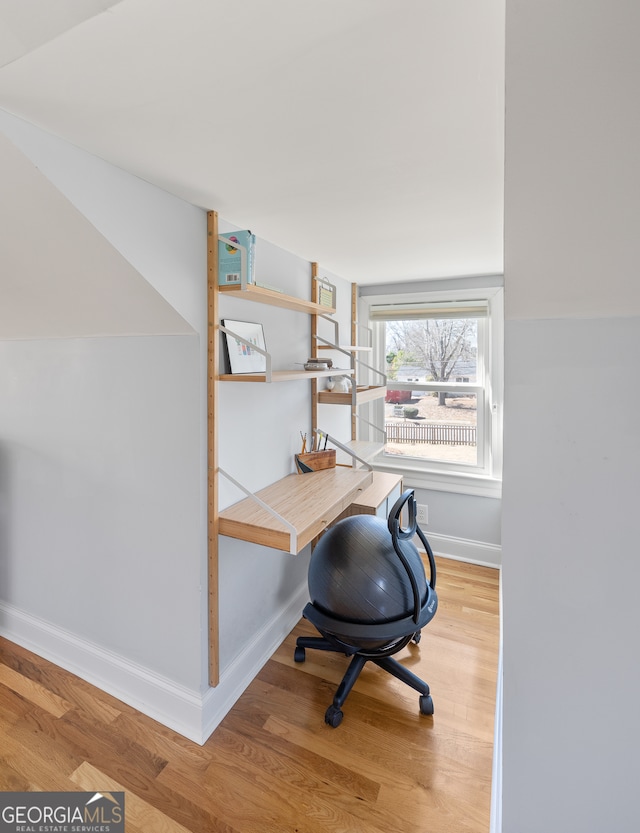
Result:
[221, 319, 267, 374]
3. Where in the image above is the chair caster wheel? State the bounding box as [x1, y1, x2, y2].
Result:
[325, 705, 344, 728]
[412, 631, 422, 644]
[294, 646, 306, 663]
[419, 694, 434, 716]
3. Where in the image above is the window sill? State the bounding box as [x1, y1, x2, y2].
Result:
[373, 458, 502, 499]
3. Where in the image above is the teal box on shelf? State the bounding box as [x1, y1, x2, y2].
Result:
[218, 230, 256, 286]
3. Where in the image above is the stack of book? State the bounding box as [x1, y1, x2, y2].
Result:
[218, 230, 255, 285]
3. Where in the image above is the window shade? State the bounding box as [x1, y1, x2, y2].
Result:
[369, 300, 488, 321]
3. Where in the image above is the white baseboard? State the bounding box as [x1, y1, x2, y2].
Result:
[0, 581, 311, 745]
[200, 581, 310, 742]
[0, 600, 208, 742]
[418, 531, 502, 568]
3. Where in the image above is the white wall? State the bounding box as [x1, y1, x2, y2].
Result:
[502, 2, 640, 830]
[0, 110, 358, 742]
[0, 111, 210, 739]
[0, 334, 201, 685]
[412, 487, 501, 565]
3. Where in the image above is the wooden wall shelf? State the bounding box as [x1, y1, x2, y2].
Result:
[317, 385, 387, 405]
[218, 467, 373, 554]
[219, 368, 350, 383]
[344, 439, 386, 462]
[317, 344, 372, 352]
[219, 282, 335, 316]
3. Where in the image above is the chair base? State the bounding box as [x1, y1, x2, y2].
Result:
[294, 634, 434, 727]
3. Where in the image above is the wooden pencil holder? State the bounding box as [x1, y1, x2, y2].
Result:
[295, 449, 336, 474]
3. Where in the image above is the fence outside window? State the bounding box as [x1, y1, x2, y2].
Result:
[385, 421, 477, 446]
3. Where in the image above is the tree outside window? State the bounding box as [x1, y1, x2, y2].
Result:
[386, 318, 477, 405]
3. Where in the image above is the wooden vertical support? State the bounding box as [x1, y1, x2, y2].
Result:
[310, 263, 319, 442]
[207, 210, 219, 687]
[351, 282, 358, 442]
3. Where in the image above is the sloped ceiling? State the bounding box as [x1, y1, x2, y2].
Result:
[0, 0, 122, 67]
[0, 0, 504, 285]
[0, 131, 193, 338]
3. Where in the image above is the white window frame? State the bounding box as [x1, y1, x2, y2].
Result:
[361, 281, 503, 498]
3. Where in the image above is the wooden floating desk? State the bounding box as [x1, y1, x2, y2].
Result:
[218, 466, 373, 554]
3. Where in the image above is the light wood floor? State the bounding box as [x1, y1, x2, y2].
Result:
[0, 557, 500, 833]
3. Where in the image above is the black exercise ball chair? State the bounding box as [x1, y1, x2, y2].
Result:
[294, 489, 438, 727]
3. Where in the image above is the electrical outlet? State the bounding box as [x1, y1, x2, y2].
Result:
[416, 503, 428, 525]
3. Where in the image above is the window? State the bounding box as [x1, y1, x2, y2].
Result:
[363, 283, 503, 495]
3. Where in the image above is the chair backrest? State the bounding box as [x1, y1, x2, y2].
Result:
[388, 490, 437, 624]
